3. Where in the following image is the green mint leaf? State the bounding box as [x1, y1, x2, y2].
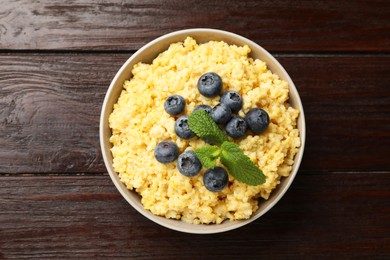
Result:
[188, 110, 228, 145]
[220, 141, 266, 186]
[194, 145, 221, 169]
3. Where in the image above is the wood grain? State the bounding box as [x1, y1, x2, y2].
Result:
[1, 54, 389, 173]
[0, 53, 125, 173]
[277, 54, 390, 171]
[0, 173, 388, 259]
[0, 0, 389, 51]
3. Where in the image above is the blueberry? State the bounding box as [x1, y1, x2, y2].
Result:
[193, 104, 212, 114]
[225, 115, 248, 139]
[197, 72, 222, 97]
[175, 115, 195, 139]
[177, 150, 202, 177]
[245, 108, 270, 134]
[221, 91, 243, 113]
[210, 103, 232, 125]
[154, 141, 179, 163]
[164, 95, 185, 115]
[203, 167, 228, 192]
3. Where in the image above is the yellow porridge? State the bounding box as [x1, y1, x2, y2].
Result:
[109, 37, 300, 224]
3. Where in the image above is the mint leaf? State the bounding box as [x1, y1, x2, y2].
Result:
[194, 145, 220, 169]
[220, 141, 265, 186]
[188, 110, 228, 145]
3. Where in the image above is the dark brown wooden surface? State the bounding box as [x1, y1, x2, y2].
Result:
[0, 0, 389, 259]
[0, 0, 389, 51]
[0, 173, 389, 259]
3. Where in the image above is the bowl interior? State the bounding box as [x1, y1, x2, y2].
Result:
[100, 28, 306, 234]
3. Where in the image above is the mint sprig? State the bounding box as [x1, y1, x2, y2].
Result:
[189, 111, 265, 186]
[188, 110, 228, 145]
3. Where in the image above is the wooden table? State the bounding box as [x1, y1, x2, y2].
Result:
[1, 1, 389, 259]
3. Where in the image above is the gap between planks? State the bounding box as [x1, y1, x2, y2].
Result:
[0, 49, 390, 57]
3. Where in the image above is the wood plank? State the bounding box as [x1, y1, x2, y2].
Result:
[0, 53, 126, 173]
[0, 0, 389, 51]
[0, 54, 389, 173]
[0, 173, 388, 258]
[276, 54, 390, 171]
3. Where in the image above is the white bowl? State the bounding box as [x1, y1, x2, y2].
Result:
[100, 28, 306, 234]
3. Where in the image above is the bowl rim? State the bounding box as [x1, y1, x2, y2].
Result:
[100, 28, 306, 234]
